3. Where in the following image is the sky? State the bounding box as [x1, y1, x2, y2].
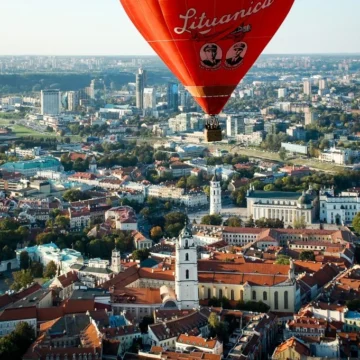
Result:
[1, 0, 360, 56]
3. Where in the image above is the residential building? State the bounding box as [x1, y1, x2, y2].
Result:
[105, 206, 138, 231]
[286, 124, 307, 141]
[133, 231, 153, 250]
[281, 142, 308, 155]
[67, 90, 79, 111]
[41, 89, 61, 115]
[0, 307, 37, 337]
[175, 334, 223, 355]
[272, 336, 311, 360]
[303, 80, 312, 96]
[278, 88, 287, 98]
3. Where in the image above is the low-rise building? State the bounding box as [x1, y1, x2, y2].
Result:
[175, 334, 223, 355]
[105, 206, 138, 231]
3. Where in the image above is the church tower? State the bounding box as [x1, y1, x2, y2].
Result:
[175, 220, 199, 310]
[210, 170, 222, 215]
[89, 157, 97, 173]
[111, 248, 122, 274]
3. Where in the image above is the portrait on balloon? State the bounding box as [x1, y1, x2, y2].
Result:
[225, 42, 247, 68]
[200, 43, 222, 69]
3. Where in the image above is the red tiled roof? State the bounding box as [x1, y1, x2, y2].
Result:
[61, 299, 94, 314]
[0, 306, 37, 321]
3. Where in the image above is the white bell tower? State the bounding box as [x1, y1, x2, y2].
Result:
[111, 248, 122, 274]
[175, 220, 199, 310]
[210, 170, 222, 215]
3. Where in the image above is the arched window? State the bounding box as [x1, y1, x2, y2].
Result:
[219, 289, 223, 299]
[208, 288, 211, 299]
[274, 291, 279, 310]
[263, 291, 267, 301]
[185, 240, 189, 248]
[252, 291, 256, 301]
[185, 253, 189, 261]
[240, 290, 244, 301]
[231, 290, 235, 301]
[185, 269, 189, 279]
[284, 291, 289, 310]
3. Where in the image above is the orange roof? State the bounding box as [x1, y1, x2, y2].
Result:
[81, 323, 101, 349]
[274, 337, 310, 357]
[0, 306, 37, 321]
[177, 334, 217, 349]
[111, 287, 162, 305]
[39, 317, 61, 333]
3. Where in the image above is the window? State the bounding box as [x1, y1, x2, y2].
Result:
[185, 253, 189, 261]
[208, 288, 211, 299]
[274, 291, 279, 310]
[263, 292, 267, 301]
[284, 291, 289, 309]
[219, 289, 223, 298]
[240, 290, 244, 301]
[185, 240, 189, 248]
[252, 291, 256, 301]
[231, 290, 235, 301]
[185, 269, 189, 279]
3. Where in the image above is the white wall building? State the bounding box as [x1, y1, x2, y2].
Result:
[319, 187, 360, 225]
[246, 187, 318, 226]
[319, 147, 359, 165]
[226, 115, 245, 137]
[41, 89, 61, 116]
[143, 88, 156, 110]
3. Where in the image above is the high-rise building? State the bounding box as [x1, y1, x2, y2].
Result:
[319, 79, 327, 90]
[136, 68, 147, 109]
[303, 80, 312, 96]
[167, 82, 179, 112]
[226, 115, 245, 137]
[278, 88, 287, 98]
[143, 88, 156, 110]
[41, 90, 61, 116]
[67, 91, 78, 111]
[175, 221, 199, 310]
[304, 107, 317, 125]
[89, 79, 104, 100]
[210, 171, 222, 215]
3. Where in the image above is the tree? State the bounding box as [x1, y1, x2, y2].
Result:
[54, 215, 70, 229]
[225, 217, 242, 227]
[187, 175, 200, 189]
[43, 260, 57, 278]
[132, 249, 150, 262]
[294, 216, 307, 229]
[19, 251, 30, 270]
[150, 226, 163, 241]
[279, 147, 287, 161]
[264, 184, 275, 192]
[0, 322, 36, 360]
[352, 213, 360, 234]
[164, 212, 187, 238]
[30, 261, 44, 278]
[176, 177, 187, 189]
[63, 189, 91, 202]
[275, 255, 290, 265]
[1, 245, 15, 261]
[201, 214, 222, 226]
[208, 312, 220, 329]
[10, 270, 34, 291]
[299, 250, 315, 261]
[245, 216, 255, 228]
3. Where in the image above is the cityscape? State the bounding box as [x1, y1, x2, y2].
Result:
[1, 1, 360, 360]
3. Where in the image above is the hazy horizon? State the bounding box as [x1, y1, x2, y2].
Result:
[2, 0, 360, 56]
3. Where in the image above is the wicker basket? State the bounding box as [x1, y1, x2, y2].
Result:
[204, 128, 222, 142]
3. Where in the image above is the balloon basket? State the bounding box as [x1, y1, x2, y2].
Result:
[204, 128, 222, 142]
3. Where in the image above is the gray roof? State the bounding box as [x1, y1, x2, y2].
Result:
[79, 266, 113, 274]
[247, 191, 301, 200]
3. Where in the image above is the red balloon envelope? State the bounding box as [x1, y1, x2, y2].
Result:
[120, 0, 295, 115]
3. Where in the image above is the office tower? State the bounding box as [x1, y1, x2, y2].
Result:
[143, 88, 156, 110]
[226, 116, 245, 137]
[41, 89, 61, 116]
[167, 82, 179, 112]
[67, 91, 79, 111]
[278, 88, 287, 98]
[136, 68, 147, 109]
[303, 80, 312, 96]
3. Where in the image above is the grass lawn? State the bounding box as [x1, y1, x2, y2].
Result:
[10, 124, 57, 138]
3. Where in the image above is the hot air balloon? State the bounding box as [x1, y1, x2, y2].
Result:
[119, 0, 295, 142]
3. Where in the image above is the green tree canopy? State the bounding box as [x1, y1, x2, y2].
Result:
[43, 260, 57, 278]
[19, 251, 30, 270]
[201, 214, 222, 226]
[299, 250, 315, 261]
[10, 270, 34, 291]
